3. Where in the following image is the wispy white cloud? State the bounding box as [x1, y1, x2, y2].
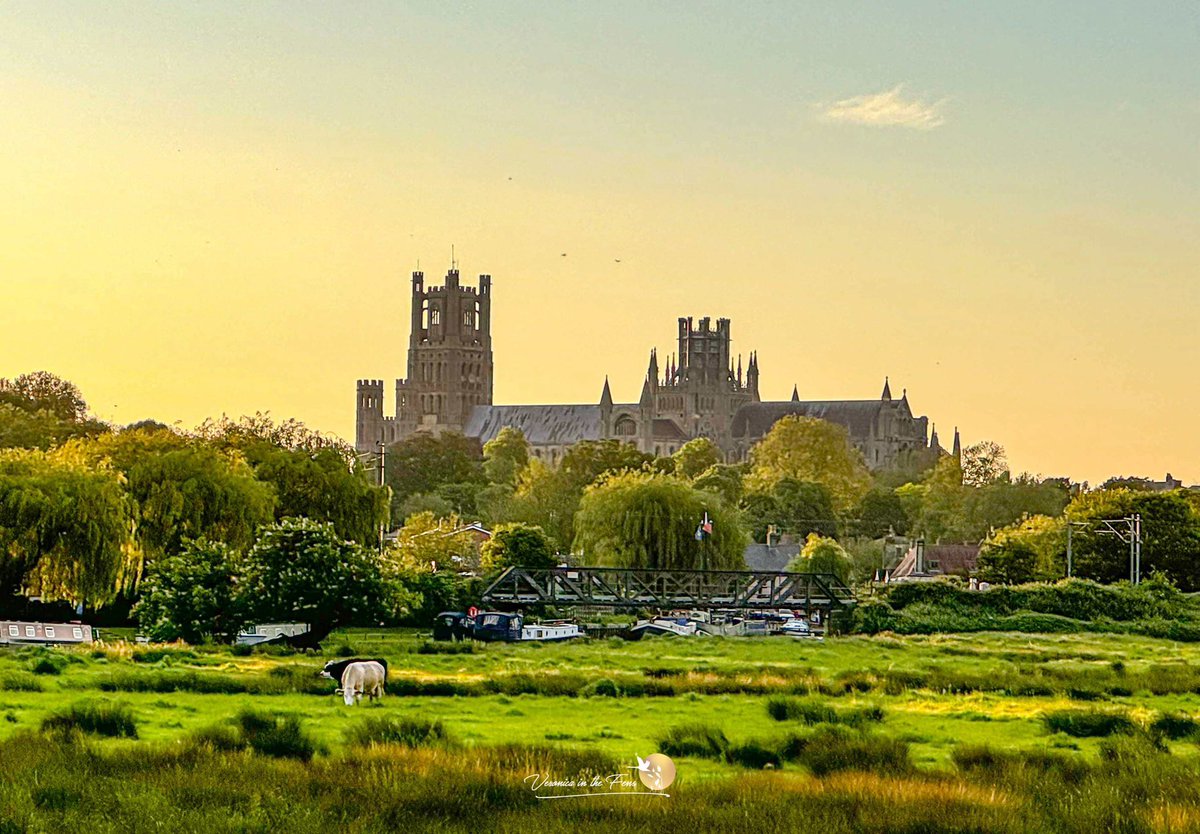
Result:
[817, 85, 947, 130]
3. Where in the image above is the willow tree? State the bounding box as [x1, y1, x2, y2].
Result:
[83, 429, 275, 561]
[0, 447, 137, 607]
[574, 471, 747, 570]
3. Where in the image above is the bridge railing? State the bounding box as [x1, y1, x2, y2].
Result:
[480, 566, 855, 610]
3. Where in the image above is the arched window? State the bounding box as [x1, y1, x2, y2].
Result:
[614, 416, 637, 436]
[430, 307, 441, 326]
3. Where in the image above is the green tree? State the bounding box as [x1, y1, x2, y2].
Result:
[0, 447, 136, 607]
[908, 455, 967, 542]
[672, 437, 722, 479]
[742, 478, 838, 542]
[239, 518, 396, 639]
[384, 432, 485, 521]
[559, 439, 654, 490]
[195, 412, 352, 457]
[397, 492, 456, 522]
[693, 463, 745, 506]
[574, 471, 747, 570]
[961, 440, 1008, 487]
[133, 538, 244, 643]
[851, 488, 910, 538]
[386, 511, 479, 572]
[0, 372, 109, 450]
[480, 523, 556, 572]
[785, 533, 852, 583]
[243, 442, 388, 545]
[977, 514, 1064, 584]
[483, 427, 530, 487]
[0, 371, 89, 422]
[746, 416, 871, 512]
[1067, 489, 1200, 589]
[505, 459, 577, 550]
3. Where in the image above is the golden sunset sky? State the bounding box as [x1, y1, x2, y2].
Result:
[2, 3, 1197, 484]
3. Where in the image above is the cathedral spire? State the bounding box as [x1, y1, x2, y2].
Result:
[737, 354, 743, 387]
[746, 351, 760, 401]
[791, 384, 799, 402]
[952, 426, 961, 459]
[930, 423, 940, 452]
[881, 376, 892, 401]
[600, 376, 613, 408]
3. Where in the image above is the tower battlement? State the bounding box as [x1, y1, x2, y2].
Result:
[355, 264, 494, 452]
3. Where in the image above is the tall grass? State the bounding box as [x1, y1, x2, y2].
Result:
[1042, 709, 1135, 738]
[41, 700, 138, 738]
[345, 716, 453, 748]
[766, 696, 885, 726]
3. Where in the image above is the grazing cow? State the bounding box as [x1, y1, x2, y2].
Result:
[319, 658, 389, 705]
[339, 661, 386, 706]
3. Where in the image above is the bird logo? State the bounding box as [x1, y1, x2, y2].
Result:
[629, 753, 676, 790]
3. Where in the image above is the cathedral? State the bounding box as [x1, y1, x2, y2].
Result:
[355, 268, 950, 468]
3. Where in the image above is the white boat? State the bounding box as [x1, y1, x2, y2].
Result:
[236, 623, 311, 646]
[780, 617, 822, 639]
[0, 621, 93, 645]
[627, 616, 708, 638]
[520, 621, 581, 642]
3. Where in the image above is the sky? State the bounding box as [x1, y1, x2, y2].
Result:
[1, 2, 1197, 485]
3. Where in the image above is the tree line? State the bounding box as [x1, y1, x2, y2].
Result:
[3, 371, 1197, 641]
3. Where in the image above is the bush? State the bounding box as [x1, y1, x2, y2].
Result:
[30, 656, 64, 676]
[1043, 709, 1135, 738]
[952, 744, 1092, 784]
[1150, 712, 1200, 740]
[580, 678, 621, 697]
[416, 640, 476, 655]
[766, 696, 884, 726]
[780, 726, 911, 775]
[725, 740, 781, 769]
[658, 723, 729, 759]
[345, 716, 453, 748]
[42, 701, 138, 738]
[235, 709, 317, 761]
[0, 672, 42, 692]
[188, 723, 246, 752]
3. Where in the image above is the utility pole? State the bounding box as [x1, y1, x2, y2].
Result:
[1135, 513, 1142, 585]
[1091, 515, 1143, 585]
[1070, 523, 1080, 580]
[377, 440, 388, 553]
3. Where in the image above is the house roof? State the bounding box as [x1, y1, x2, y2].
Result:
[891, 544, 980, 579]
[732, 400, 886, 440]
[464, 405, 603, 446]
[742, 543, 800, 572]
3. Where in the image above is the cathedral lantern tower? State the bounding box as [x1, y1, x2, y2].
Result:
[397, 267, 493, 435]
[356, 266, 493, 452]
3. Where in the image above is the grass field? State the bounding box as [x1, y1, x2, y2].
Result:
[6, 629, 1200, 831]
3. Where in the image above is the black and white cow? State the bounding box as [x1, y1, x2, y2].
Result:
[320, 658, 389, 705]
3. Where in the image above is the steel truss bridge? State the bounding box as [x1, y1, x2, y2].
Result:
[480, 567, 856, 611]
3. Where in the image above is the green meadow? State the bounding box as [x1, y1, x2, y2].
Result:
[6, 629, 1200, 831]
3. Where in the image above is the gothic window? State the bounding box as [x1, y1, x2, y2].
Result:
[463, 310, 473, 328]
[614, 416, 637, 436]
[430, 307, 441, 326]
